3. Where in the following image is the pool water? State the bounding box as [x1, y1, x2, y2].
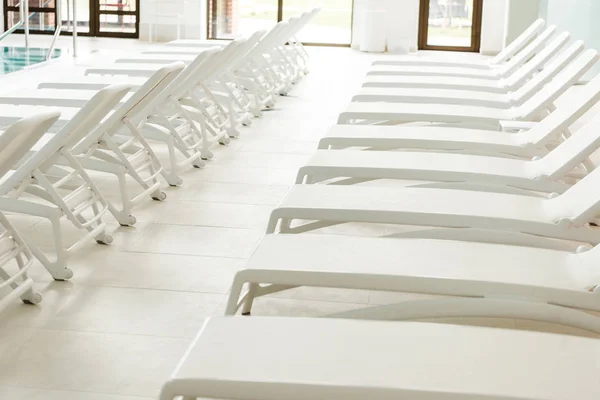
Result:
[0, 47, 62, 74]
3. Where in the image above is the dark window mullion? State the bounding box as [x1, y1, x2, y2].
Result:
[6, 7, 56, 11]
[97, 10, 137, 15]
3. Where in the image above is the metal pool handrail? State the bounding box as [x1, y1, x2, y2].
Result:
[46, 0, 62, 60]
[0, 0, 30, 48]
[47, 0, 78, 61]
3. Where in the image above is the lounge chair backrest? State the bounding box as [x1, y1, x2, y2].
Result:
[536, 111, 600, 179]
[282, 12, 315, 43]
[499, 25, 558, 77]
[519, 73, 600, 146]
[160, 46, 222, 101]
[230, 30, 266, 70]
[512, 39, 584, 102]
[514, 49, 598, 120]
[547, 128, 600, 224]
[72, 63, 185, 153]
[0, 111, 61, 178]
[203, 39, 245, 79]
[245, 22, 288, 60]
[491, 18, 546, 65]
[4, 84, 131, 189]
[180, 43, 238, 87]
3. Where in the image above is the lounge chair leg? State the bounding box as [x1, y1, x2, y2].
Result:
[24, 233, 73, 281]
[225, 275, 246, 315]
[20, 287, 43, 305]
[279, 218, 292, 233]
[266, 214, 279, 234]
[241, 283, 259, 315]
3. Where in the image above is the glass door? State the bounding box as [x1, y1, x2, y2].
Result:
[418, 0, 483, 52]
[208, 0, 353, 46]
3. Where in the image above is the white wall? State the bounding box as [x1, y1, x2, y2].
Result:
[480, 0, 508, 55]
[545, 0, 599, 78]
[505, 0, 540, 44]
[352, 0, 509, 55]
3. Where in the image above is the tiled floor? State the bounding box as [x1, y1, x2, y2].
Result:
[1, 36, 599, 399]
[0, 37, 376, 399]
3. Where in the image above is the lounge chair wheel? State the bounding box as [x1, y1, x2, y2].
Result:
[53, 269, 74, 281]
[201, 150, 214, 160]
[266, 101, 275, 108]
[241, 311, 251, 316]
[152, 192, 168, 201]
[119, 215, 137, 227]
[168, 178, 183, 187]
[22, 292, 42, 305]
[242, 115, 253, 126]
[96, 235, 113, 245]
[219, 137, 231, 146]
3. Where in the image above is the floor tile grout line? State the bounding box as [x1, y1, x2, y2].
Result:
[0, 384, 154, 399]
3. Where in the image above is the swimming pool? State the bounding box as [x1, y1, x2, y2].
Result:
[0, 47, 61, 74]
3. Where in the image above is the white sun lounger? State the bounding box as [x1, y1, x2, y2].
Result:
[268, 154, 600, 250]
[372, 19, 546, 69]
[37, 48, 232, 172]
[0, 112, 62, 312]
[82, 44, 249, 142]
[367, 26, 558, 80]
[167, 8, 319, 77]
[319, 73, 600, 157]
[159, 316, 600, 400]
[135, 30, 275, 117]
[340, 49, 598, 127]
[0, 210, 42, 312]
[0, 85, 132, 280]
[296, 107, 600, 196]
[0, 64, 184, 229]
[226, 234, 600, 330]
[144, 27, 282, 110]
[362, 34, 583, 94]
[353, 35, 578, 108]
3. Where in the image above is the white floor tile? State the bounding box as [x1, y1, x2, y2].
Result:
[248, 297, 368, 317]
[159, 201, 273, 229]
[80, 251, 244, 294]
[216, 151, 312, 169]
[180, 165, 298, 186]
[129, 223, 264, 258]
[43, 286, 222, 338]
[165, 181, 290, 205]
[0, 386, 153, 400]
[0, 329, 189, 397]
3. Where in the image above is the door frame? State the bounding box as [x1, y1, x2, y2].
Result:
[94, 0, 140, 38]
[206, 0, 354, 47]
[2, 0, 140, 38]
[418, 0, 483, 52]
